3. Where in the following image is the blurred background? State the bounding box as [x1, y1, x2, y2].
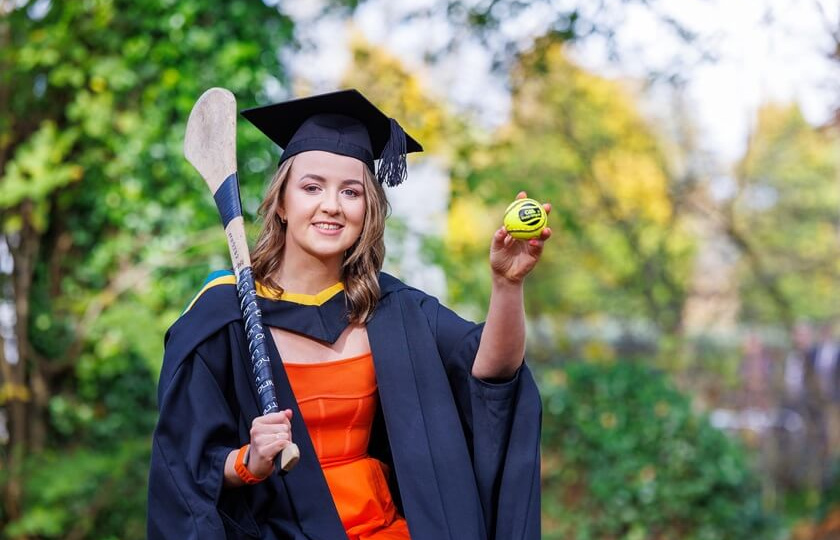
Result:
[2, 0, 840, 538]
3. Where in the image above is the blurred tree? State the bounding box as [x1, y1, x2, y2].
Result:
[722, 104, 840, 326]
[352, 0, 699, 78]
[439, 36, 695, 346]
[0, 0, 293, 536]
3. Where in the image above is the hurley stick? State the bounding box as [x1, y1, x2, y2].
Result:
[184, 87, 300, 473]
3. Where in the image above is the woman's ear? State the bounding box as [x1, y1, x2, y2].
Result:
[276, 205, 287, 224]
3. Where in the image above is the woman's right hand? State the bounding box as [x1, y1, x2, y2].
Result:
[247, 409, 294, 478]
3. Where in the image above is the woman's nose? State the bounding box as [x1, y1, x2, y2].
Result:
[319, 190, 341, 214]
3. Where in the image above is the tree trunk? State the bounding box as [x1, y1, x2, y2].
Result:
[2, 200, 44, 530]
[1, 343, 28, 525]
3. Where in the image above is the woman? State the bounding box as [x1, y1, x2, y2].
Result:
[148, 89, 549, 539]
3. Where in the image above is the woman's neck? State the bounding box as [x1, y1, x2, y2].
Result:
[272, 249, 342, 295]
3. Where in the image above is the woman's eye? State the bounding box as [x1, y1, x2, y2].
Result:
[342, 188, 361, 198]
[303, 184, 321, 193]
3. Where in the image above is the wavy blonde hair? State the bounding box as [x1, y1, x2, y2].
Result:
[251, 155, 389, 323]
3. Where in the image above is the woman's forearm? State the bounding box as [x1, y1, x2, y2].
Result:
[472, 277, 526, 380]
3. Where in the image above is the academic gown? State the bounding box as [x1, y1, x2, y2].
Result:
[147, 271, 541, 540]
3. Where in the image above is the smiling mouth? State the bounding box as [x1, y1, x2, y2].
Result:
[313, 223, 343, 230]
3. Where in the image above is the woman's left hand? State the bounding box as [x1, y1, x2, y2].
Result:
[490, 191, 552, 284]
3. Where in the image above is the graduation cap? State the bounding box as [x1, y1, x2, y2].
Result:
[241, 89, 423, 187]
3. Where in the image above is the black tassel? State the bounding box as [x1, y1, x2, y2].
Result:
[377, 118, 408, 187]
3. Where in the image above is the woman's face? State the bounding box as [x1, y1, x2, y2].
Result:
[280, 150, 367, 265]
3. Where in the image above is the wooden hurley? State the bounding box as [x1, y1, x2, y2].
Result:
[184, 87, 300, 473]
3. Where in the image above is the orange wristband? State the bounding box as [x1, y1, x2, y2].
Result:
[234, 444, 268, 485]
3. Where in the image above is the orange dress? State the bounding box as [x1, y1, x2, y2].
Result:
[284, 353, 411, 540]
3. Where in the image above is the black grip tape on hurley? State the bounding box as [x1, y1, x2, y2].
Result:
[237, 267, 288, 475]
[237, 267, 278, 415]
[214, 173, 243, 228]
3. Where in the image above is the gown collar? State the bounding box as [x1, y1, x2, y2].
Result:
[256, 281, 344, 306]
[258, 281, 350, 344]
[185, 270, 409, 345]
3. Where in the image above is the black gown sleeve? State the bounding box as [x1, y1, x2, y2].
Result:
[418, 293, 520, 431]
[417, 292, 541, 538]
[148, 329, 260, 540]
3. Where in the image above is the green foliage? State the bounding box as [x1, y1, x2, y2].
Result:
[5, 439, 150, 539]
[0, 122, 81, 217]
[814, 459, 840, 522]
[1, 0, 296, 537]
[541, 361, 780, 539]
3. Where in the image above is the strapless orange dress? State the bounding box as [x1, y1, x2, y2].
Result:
[284, 353, 411, 540]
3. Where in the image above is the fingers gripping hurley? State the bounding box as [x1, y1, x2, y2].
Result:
[185, 88, 300, 473]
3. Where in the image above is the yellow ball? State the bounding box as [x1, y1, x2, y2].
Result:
[503, 198, 547, 239]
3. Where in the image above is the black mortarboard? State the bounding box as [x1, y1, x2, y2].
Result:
[241, 89, 423, 187]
